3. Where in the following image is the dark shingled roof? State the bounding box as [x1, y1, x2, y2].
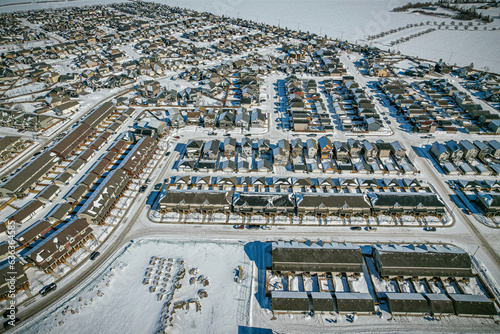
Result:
[295, 193, 371, 209]
[0, 151, 59, 196]
[24, 218, 92, 271]
[118, 136, 157, 177]
[51, 123, 93, 158]
[448, 294, 497, 316]
[160, 190, 232, 206]
[271, 291, 310, 312]
[373, 244, 473, 277]
[0, 261, 28, 296]
[77, 169, 130, 224]
[272, 241, 363, 273]
[37, 184, 60, 201]
[310, 292, 334, 312]
[335, 292, 374, 313]
[233, 192, 295, 208]
[16, 220, 52, 246]
[424, 293, 455, 315]
[82, 101, 115, 130]
[9, 200, 44, 224]
[386, 293, 429, 314]
[371, 193, 445, 209]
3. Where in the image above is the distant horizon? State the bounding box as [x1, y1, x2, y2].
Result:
[0, 0, 499, 72]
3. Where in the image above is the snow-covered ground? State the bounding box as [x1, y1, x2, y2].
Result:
[14, 239, 250, 334]
[0, 0, 499, 72]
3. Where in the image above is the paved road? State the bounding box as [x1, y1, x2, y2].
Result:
[8, 52, 500, 333]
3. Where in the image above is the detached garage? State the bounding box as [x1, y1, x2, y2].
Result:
[271, 291, 309, 313]
[335, 292, 374, 314]
[448, 294, 497, 317]
[424, 293, 455, 316]
[310, 292, 333, 312]
[386, 293, 429, 315]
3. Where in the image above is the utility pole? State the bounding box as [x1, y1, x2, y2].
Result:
[473, 245, 480, 257]
[448, 52, 453, 63]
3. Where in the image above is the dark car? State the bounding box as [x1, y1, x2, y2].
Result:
[89, 251, 100, 260]
[3, 318, 20, 330]
[39, 283, 57, 296]
[424, 227, 437, 232]
[139, 185, 147, 193]
[165, 152, 171, 156]
[154, 183, 162, 190]
[350, 226, 362, 231]
[246, 225, 260, 230]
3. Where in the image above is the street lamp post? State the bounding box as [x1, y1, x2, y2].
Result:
[472, 245, 480, 257]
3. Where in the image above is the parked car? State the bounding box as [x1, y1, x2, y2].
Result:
[89, 251, 100, 260]
[246, 225, 260, 230]
[350, 226, 362, 231]
[365, 226, 377, 231]
[174, 136, 180, 139]
[39, 283, 57, 296]
[261, 225, 271, 230]
[154, 183, 162, 190]
[465, 209, 472, 215]
[165, 152, 171, 156]
[424, 227, 437, 232]
[233, 225, 244, 229]
[138, 185, 147, 193]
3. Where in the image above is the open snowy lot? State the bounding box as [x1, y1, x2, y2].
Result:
[14, 239, 251, 334]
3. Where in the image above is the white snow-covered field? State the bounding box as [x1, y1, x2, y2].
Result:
[15, 239, 249, 334]
[171, 0, 500, 72]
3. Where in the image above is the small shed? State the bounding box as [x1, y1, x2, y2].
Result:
[271, 291, 310, 313]
[37, 184, 60, 203]
[67, 184, 88, 204]
[448, 294, 497, 317]
[310, 292, 334, 312]
[47, 203, 73, 222]
[386, 292, 429, 315]
[54, 172, 73, 185]
[335, 292, 374, 314]
[423, 293, 454, 316]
